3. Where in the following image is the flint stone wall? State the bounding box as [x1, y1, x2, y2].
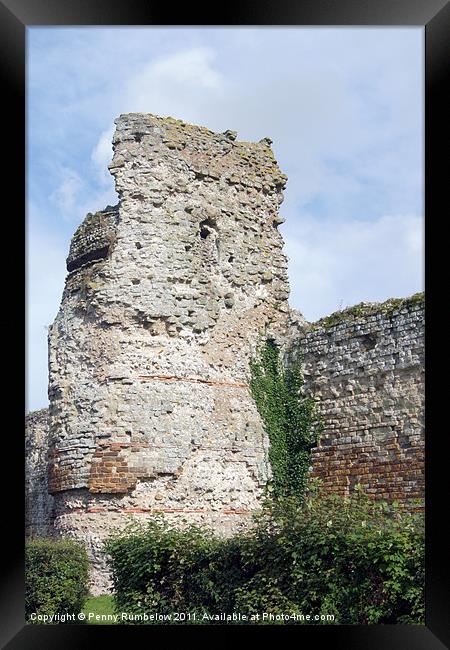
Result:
[46, 113, 291, 593]
[286, 294, 425, 506]
[25, 113, 425, 595]
[25, 408, 54, 537]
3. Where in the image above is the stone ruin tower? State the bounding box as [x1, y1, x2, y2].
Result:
[47, 113, 291, 591]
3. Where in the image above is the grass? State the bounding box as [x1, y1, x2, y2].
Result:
[82, 594, 116, 625]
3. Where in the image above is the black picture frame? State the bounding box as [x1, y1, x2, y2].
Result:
[3, 0, 448, 647]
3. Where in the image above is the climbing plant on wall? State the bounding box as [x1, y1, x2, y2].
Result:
[250, 339, 321, 499]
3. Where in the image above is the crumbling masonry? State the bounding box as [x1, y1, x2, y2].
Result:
[25, 114, 424, 594]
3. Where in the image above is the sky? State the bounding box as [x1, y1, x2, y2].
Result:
[26, 27, 424, 412]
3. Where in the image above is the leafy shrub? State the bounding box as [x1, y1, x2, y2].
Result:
[243, 486, 425, 624]
[25, 538, 89, 623]
[105, 486, 424, 625]
[104, 517, 224, 623]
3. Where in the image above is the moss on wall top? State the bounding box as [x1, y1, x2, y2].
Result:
[114, 113, 288, 191]
[305, 292, 424, 332]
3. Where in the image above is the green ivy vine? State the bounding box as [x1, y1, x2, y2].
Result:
[249, 339, 321, 500]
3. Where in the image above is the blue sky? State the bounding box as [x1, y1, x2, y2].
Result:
[26, 27, 424, 412]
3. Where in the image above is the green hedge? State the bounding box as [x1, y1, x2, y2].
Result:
[26, 538, 89, 623]
[105, 486, 424, 625]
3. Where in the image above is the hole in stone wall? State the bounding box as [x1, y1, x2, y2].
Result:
[134, 133, 143, 143]
[228, 255, 234, 263]
[135, 242, 142, 249]
[66, 245, 111, 273]
[359, 334, 378, 351]
[199, 217, 216, 240]
[131, 279, 140, 285]
[198, 217, 220, 266]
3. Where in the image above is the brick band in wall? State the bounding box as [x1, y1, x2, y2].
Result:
[137, 374, 249, 388]
[53, 506, 252, 515]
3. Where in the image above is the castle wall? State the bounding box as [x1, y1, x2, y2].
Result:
[25, 113, 425, 595]
[47, 114, 291, 593]
[25, 408, 54, 537]
[287, 295, 424, 507]
[26, 294, 425, 594]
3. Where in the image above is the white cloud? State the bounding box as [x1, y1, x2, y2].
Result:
[91, 126, 115, 186]
[27, 28, 423, 411]
[121, 46, 224, 119]
[26, 213, 68, 411]
[49, 167, 84, 219]
[284, 213, 424, 321]
[50, 164, 118, 223]
[89, 46, 226, 200]
[147, 47, 222, 89]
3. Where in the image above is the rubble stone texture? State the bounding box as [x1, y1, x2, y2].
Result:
[25, 409, 54, 537]
[286, 295, 425, 505]
[25, 114, 425, 594]
[44, 114, 291, 592]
